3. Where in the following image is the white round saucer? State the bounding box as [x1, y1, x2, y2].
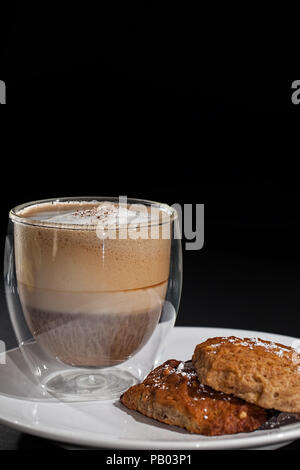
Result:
[0, 326, 299, 450]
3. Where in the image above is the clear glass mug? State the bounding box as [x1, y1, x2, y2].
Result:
[4, 197, 182, 401]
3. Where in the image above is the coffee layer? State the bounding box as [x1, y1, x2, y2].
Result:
[24, 305, 161, 367]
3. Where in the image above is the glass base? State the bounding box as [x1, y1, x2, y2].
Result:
[44, 369, 137, 401]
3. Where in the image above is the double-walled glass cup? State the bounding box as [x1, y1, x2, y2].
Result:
[4, 197, 182, 400]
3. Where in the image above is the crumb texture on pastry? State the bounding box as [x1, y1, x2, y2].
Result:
[120, 359, 268, 436]
[192, 336, 300, 413]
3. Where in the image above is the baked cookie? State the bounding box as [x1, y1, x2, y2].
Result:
[192, 336, 300, 413]
[120, 359, 268, 435]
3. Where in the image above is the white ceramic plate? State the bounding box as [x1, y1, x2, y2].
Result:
[0, 326, 300, 450]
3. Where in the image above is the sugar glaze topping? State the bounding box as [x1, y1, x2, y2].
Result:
[207, 336, 295, 359]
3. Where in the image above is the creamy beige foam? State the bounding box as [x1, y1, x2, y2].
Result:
[13, 200, 172, 366]
[14, 201, 171, 293]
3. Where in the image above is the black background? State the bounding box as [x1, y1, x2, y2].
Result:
[0, 1, 300, 451]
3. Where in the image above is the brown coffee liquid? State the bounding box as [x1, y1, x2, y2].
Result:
[23, 304, 162, 367]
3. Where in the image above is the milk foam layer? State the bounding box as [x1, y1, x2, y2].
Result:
[18, 281, 168, 315]
[17, 201, 172, 228]
[42, 206, 145, 226]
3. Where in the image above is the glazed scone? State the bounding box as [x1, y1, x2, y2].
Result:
[120, 359, 268, 436]
[192, 336, 300, 413]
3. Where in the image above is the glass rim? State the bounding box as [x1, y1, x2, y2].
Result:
[9, 196, 178, 231]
